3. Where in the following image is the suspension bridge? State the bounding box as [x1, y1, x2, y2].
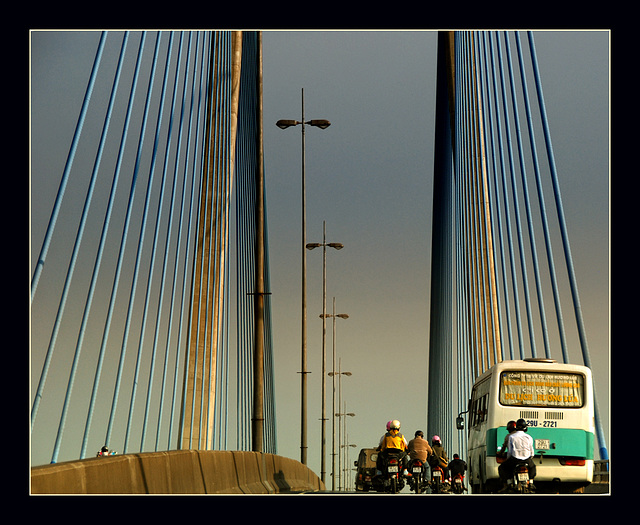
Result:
[29, 30, 608, 494]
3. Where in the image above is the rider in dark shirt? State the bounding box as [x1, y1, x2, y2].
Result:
[448, 453, 467, 478]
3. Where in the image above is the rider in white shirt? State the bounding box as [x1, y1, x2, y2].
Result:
[498, 419, 536, 492]
[508, 428, 534, 459]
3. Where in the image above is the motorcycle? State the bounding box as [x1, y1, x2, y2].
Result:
[408, 458, 427, 494]
[429, 465, 449, 494]
[507, 461, 535, 494]
[381, 452, 405, 494]
[451, 473, 466, 494]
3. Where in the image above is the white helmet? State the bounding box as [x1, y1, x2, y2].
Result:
[390, 419, 401, 430]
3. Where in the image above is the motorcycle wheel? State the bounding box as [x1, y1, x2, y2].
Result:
[415, 476, 422, 494]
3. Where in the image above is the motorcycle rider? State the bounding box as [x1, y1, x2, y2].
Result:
[407, 430, 433, 482]
[498, 418, 537, 492]
[448, 453, 467, 491]
[376, 419, 409, 475]
[429, 435, 450, 480]
[408, 430, 433, 463]
[497, 420, 517, 459]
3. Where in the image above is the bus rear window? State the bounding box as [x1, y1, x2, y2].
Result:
[499, 371, 584, 407]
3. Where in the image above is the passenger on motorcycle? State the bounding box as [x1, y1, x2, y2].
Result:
[498, 418, 537, 493]
[376, 420, 409, 475]
[497, 420, 517, 460]
[429, 435, 450, 480]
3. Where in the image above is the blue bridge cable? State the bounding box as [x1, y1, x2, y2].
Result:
[480, 31, 512, 361]
[79, 31, 132, 459]
[487, 32, 524, 360]
[122, 31, 174, 454]
[514, 32, 570, 363]
[504, 32, 551, 359]
[154, 30, 194, 452]
[473, 32, 499, 369]
[527, 31, 608, 461]
[96, 31, 149, 449]
[49, 32, 129, 463]
[494, 32, 532, 360]
[140, 30, 186, 453]
[105, 30, 162, 451]
[30, 31, 108, 303]
[30, 31, 108, 428]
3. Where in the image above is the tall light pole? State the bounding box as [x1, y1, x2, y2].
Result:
[342, 427, 357, 491]
[323, 299, 349, 490]
[276, 89, 330, 465]
[307, 222, 343, 484]
[331, 357, 353, 491]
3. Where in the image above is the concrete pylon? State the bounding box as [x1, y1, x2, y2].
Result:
[179, 31, 243, 450]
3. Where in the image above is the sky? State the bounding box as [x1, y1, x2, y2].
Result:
[30, 30, 609, 482]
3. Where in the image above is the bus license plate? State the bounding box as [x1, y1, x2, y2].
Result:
[388, 465, 398, 473]
[535, 439, 550, 450]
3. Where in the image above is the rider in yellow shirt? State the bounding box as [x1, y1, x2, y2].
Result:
[376, 420, 409, 474]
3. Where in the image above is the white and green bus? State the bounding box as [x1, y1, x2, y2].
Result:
[462, 358, 595, 494]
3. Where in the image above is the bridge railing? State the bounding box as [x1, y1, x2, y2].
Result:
[31, 450, 324, 494]
[592, 460, 609, 484]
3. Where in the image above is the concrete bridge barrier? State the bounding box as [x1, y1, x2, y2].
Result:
[30, 450, 325, 494]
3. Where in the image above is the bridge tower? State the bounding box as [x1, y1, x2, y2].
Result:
[178, 32, 243, 449]
[177, 31, 268, 453]
[428, 30, 608, 462]
[428, 32, 503, 450]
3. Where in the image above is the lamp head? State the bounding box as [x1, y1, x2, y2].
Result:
[306, 119, 331, 129]
[276, 119, 299, 129]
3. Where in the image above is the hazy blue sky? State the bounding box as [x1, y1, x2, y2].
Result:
[30, 30, 609, 478]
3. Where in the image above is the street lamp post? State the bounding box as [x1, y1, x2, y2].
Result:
[323, 300, 349, 490]
[331, 358, 353, 491]
[307, 222, 343, 484]
[335, 404, 355, 491]
[342, 432, 357, 491]
[276, 88, 330, 465]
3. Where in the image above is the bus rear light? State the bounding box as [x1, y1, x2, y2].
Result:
[559, 458, 585, 466]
